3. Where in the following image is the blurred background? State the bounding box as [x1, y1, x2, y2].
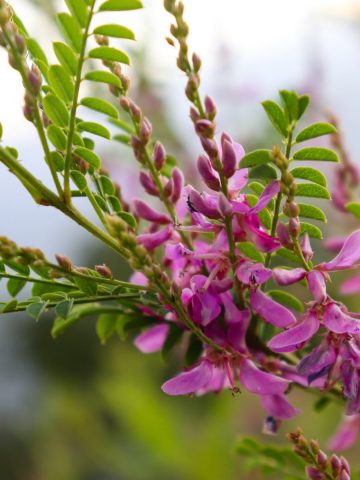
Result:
[1, 0, 360, 478]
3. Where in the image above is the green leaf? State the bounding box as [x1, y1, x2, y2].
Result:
[293, 147, 339, 163]
[7, 278, 26, 297]
[108, 195, 121, 212]
[96, 313, 118, 344]
[267, 290, 304, 313]
[295, 122, 336, 143]
[99, 0, 143, 11]
[300, 222, 323, 239]
[48, 64, 74, 103]
[249, 164, 277, 180]
[276, 248, 303, 266]
[100, 175, 115, 195]
[53, 42, 78, 76]
[57, 12, 82, 52]
[73, 147, 101, 169]
[93, 24, 135, 40]
[52, 303, 99, 337]
[297, 94, 310, 120]
[239, 149, 271, 168]
[47, 125, 67, 150]
[26, 302, 47, 321]
[80, 97, 118, 118]
[295, 183, 330, 199]
[298, 203, 327, 222]
[55, 299, 74, 319]
[42, 94, 69, 127]
[73, 276, 98, 296]
[185, 334, 203, 366]
[1, 299, 18, 313]
[26, 38, 48, 66]
[51, 151, 65, 171]
[64, 0, 88, 28]
[94, 193, 109, 212]
[261, 100, 288, 137]
[162, 324, 183, 361]
[70, 170, 87, 190]
[5, 261, 30, 275]
[113, 134, 131, 146]
[346, 202, 360, 220]
[89, 46, 130, 65]
[290, 166, 327, 187]
[237, 242, 265, 263]
[85, 70, 122, 88]
[77, 121, 111, 139]
[117, 212, 137, 230]
[279, 90, 298, 121]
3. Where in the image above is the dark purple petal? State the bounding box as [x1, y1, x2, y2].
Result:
[133, 199, 171, 224]
[273, 268, 306, 286]
[261, 394, 300, 420]
[267, 312, 320, 353]
[297, 341, 337, 382]
[323, 303, 360, 334]
[250, 289, 296, 327]
[161, 360, 213, 395]
[321, 230, 360, 271]
[249, 181, 280, 214]
[134, 324, 169, 353]
[341, 361, 359, 400]
[308, 271, 327, 303]
[239, 359, 289, 395]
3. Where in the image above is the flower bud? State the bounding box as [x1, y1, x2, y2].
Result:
[305, 466, 325, 480]
[139, 171, 159, 196]
[317, 450, 328, 468]
[164, 178, 173, 197]
[0, 4, 11, 26]
[133, 199, 171, 224]
[300, 232, 313, 262]
[192, 52, 202, 72]
[197, 155, 220, 191]
[28, 64, 42, 95]
[55, 254, 73, 271]
[283, 200, 299, 218]
[340, 456, 350, 474]
[339, 471, 350, 480]
[330, 454, 341, 475]
[130, 135, 144, 163]
[153, 141, 166, 171]
[276, 222, 292, 247]
[195, 119, 215, 138]
[95, 34, 109, 46]
[200, 137, 218, 159]
[222, 139, 237, 178]
[171, 167, 183, 203]
[218, 192, 232, 217]
[139, 117, 152, 144]
[189, 106, 200, 123]
[288, 216, 300, 238]
[119, 96, 130, 112]
[95, 264, 113, 279]
[15, 33, 26, 54]
[128, 99, 142, 122]
[310, 439, 320, 454]
[204, 95, 216, 120]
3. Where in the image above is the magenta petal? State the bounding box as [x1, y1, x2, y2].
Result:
[308, 271, 327, 303]
[267, 312, 320, 353]
[261, 394, 300, 420]
[273, 268, 306, 286]
[249, 181, 280, 214]
[323, 303, 360, 334]
[250, 289, 296, 327]
[137, 226, 172, 251]
[161, 360, 213, 395]
[236, 262, 272, 285]
[133, 199, 171, 224]
[321, 229, 360, 271]
[228, 169, 248, 195]
[239, 359, 289, 395]
[341, 274, 360, 295]
[328, 415, 360, 452]
[134, 324, 169, 353]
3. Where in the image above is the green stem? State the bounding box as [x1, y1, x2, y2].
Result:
[2, 27, 62, 196]
[293, 239, 311, 271]
[0, 272, 73, 288]
[63, 0, 96, 204]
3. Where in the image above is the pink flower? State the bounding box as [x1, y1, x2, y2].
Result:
[329, 414, 360, 451]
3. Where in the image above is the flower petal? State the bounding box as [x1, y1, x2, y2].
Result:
[267, 312, 320, 353]
[239, 359, 289, 395]
[323, 303, 360, 334]
[161, 360, 213, 395]
[321, 229, 360, 271]
[341, 274, 360, 295]
[308, 270, 327, 303]
[236, 262, 272, 285]
[134, 324, 169, 353]
[250, 289, 296, 327]
[328, 415, 360, 452]
[261, 394, 300, 420]
[133, 199, 171, 224]
[273, 268, 306, 286]
[137, 226, 172, 251]
[249, 181, 280, 214]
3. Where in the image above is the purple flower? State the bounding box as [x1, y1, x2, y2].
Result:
[329, 414, 360, 451]
[250, 289, 296, 327]
[134, 324, 169, 353]
[162, 359, 213, 395]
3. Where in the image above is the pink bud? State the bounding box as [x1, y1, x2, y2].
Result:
[288, 217, 300, 238]
[190, 106, 200, 123]
[331, 454, 341, 474]
[197, 155, 220, 191]
[139, 172, 159, 196]
[95, 264, 113, 278]
[222, 139, 237, 178]
[339, 472, 350, 480]
[55, 254, 73, 271]
[139, 117, 152, 144]
[128, 99, 142, 122]
[153, 141, 166, 170]
[164, 178, 173, 197]
[133, 199, 171, 224]
[195, 119, 215, 138]
[277, 222, 292, 247]
[340, 457, 350, 474]
[300, 233, 313, 262]
[131, 136, 144, 163]
[204, 95, 216, 120]
[171, 167, 184, 204]
[200, 137, 218, 159]
[305, 467, 325, 480]
[28, 65, 42, 95]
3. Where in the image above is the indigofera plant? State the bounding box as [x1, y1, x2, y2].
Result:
[0, 0, 359, 475]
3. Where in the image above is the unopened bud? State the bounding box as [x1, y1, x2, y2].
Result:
[195, 119, 215, 138]
[28, 64, 42, 95]
[15, 33, 26, 54]
[95, 264, 113, 279]
[139, 117, 152, 144]
[305, 466, 325, 480]
[165, 36, 175, 46]
[218, 192, 232, 217]
[55, 254, 73, 271]
[200, 137, 218, 159]
[95, 34, 109, 46]
[128, 99, 142, 122]
[192, 52, 202, 73]
[197, 155, 220, 191]
[120, 96, 130, 112]
[153, 141, 166, 170]
[0, 4, 11, 26]
[204, 95, 216, 120]
[288, 217, 300, 238]
[317, 450, 328, 468]
[171, 167, 183, 204]
[221, 139, 237, 178]
[189, 106, 200, 123]
[164, 178, 173, 197]
[139, 171, 159, 196]
[283, 200, 299, 218]
[330, 454, 341, 474]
